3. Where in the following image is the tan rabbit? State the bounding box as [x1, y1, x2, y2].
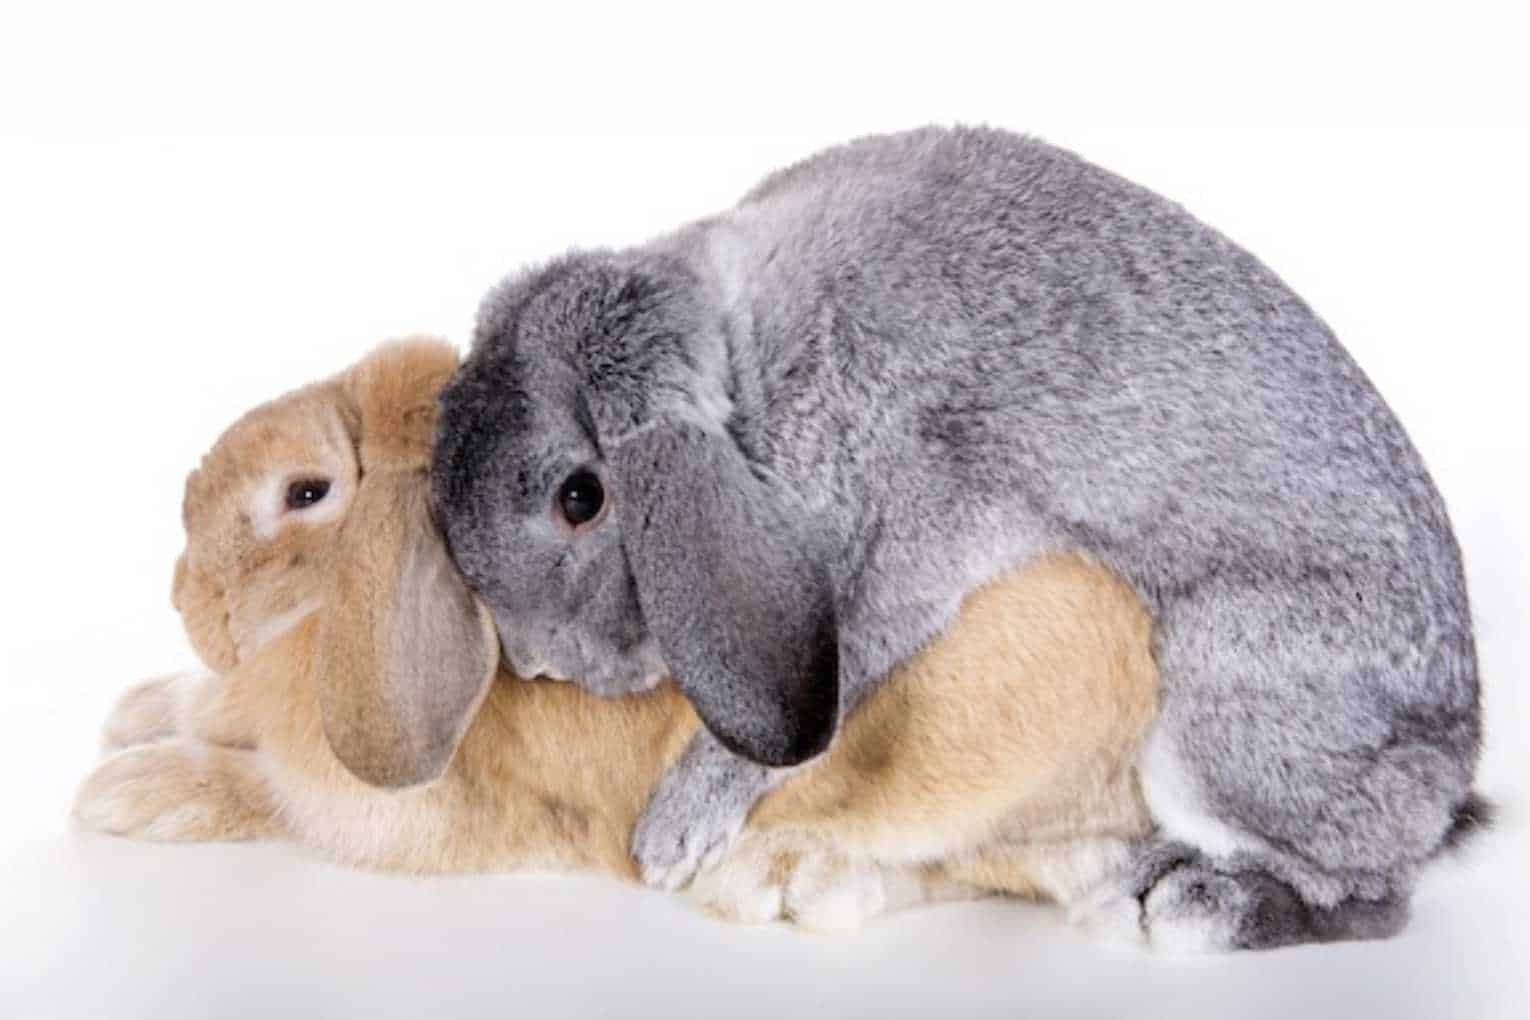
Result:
[74, 337, 1157, 932]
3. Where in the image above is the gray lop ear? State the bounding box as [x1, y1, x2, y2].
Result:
[615, 422, 839, 767]
[316, 473, 498, 788]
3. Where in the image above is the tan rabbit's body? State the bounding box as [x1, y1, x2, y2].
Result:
[76, 339, 1157, 931]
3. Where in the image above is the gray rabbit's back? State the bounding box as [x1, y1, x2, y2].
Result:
[710, 130, 1453, 582]
[677, 127, 1480, 945]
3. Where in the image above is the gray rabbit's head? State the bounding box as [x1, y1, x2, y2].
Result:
[432, 251, 839, 767]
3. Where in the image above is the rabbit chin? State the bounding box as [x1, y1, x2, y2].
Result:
[497, 625, 667, 697]
[520, 654, 668, 697]
[522, 668, 667, 694]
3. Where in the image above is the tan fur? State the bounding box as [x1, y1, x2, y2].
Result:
[76, 338, 1158, 930]
[75, 739, 281, 842]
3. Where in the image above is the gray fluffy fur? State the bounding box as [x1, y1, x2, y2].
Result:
[432, 127, 1484, 948]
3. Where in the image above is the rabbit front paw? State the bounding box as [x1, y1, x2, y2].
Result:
[687, 838, 789, 925]
[632, 741, 776, 890]
[632, 773, 752, 891]
[690, 836, 890, 932]
[73, 741, 276, 842]
[98, 673, 204, 752]
[780, 853, 889, 933]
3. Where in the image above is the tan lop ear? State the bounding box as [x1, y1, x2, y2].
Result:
[315, 470, 498, 788]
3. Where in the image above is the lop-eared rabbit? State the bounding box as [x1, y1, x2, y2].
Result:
[421, 128, 1486, 951]
[75, 338, 1160, 935]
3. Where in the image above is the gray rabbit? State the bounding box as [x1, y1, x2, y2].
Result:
[418, 127, 1484, 951]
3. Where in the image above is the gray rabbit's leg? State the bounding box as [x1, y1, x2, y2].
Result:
[1129, 571, 1479, 951]
[632, 565, 967, 888]
[1103, 842, 1409, 952]
[631, 730, 782, 890]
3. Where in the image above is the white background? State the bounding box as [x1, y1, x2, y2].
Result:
[2, 3, 1526, 1018]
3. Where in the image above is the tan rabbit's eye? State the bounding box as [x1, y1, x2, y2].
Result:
[285, 477, 332, 511]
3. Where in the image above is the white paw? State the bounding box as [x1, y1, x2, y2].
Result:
[784, 857, 887, 933]
[687, 841, 787, 926]
[789, 868, 887, 935]
[689, 838, 891, 933]
[709, 879, 786, 927]
[1067, 883, 1148, 949]
[1140, 867, 1244, 955]
[99, 673, 201, 752]
[73, 742, 246, 842]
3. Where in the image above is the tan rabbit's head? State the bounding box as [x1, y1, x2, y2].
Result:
[173, 337, 500, 787]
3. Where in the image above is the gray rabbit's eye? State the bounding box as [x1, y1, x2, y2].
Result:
[557, 470, 605, 528]
[285, 477, 332, 510]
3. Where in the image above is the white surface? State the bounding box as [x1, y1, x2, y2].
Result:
[2, 5, 1528, 1018]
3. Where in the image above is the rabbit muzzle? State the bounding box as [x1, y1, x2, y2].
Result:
[495, 611, 667, 695]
